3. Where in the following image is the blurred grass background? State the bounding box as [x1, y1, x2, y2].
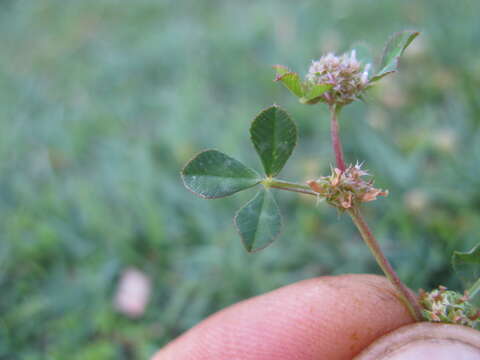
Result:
[1, 0, 480, 358]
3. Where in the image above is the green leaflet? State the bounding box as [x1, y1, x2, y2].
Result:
[182, 150, 261, 198]
[274, 71, 305, 98]
[370, 31, 419, 82]
[300, 83, 332, 104]
[250, 105, 297, 177]
[234, 187, 282, 252]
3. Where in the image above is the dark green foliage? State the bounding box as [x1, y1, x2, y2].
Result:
[234, 188, 282, 252]
[182, 105, 297, 252]
[182, 150, 261, 198]
[250, 105, 297, 177]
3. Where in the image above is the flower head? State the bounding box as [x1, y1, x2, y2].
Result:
[274, 32, 419, 107]
[306, 50, 371, 106]
[420, 286, 480, 329]
[307, 163, 387, 210]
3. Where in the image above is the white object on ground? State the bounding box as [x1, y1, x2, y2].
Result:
[114, 267, 151, 318]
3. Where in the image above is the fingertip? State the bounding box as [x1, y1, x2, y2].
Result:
[153, 274, 415, 360]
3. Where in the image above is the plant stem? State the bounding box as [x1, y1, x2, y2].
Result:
[347, 208, 423, 321]
[327, 105, 423, 321]
[329, 104, 346, 172]
[266, 181, 423, 320]
[264, 179, 318, 196]
[267, 179, 312, 190]
[270, 186, 317, 196]
[467, 277, 480, 299]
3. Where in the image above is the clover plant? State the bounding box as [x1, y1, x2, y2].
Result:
[181, 31, 480, 327]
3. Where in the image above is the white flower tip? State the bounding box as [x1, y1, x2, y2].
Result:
[361, 64, 371, 82]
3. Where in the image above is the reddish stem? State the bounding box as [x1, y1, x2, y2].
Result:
[329, 104, 346, 172]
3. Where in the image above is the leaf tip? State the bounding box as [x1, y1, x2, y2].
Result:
[272, 64, 291, 81]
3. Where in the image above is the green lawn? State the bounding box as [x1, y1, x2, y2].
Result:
[1, 0, 480, 358]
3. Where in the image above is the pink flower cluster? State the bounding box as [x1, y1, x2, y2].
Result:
[306, 50, 370, 106]
[307, 163, 387, 210]
[420, 286, 480, 328]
